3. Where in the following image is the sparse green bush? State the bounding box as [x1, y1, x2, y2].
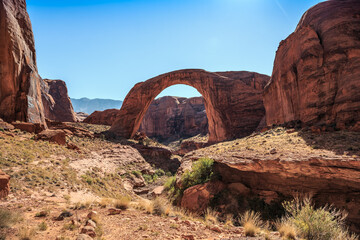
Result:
[181, 157, 214, 190]
[282, 197, 358, 240]
[38, 221, 47, 231]
[164, 176, 176, 194]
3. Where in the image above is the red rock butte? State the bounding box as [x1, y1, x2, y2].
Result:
[109, 69, 269, 143]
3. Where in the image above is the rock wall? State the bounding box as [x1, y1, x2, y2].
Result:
[0, 0, 46, 125]
[42, 79, 77, 122]
[138, 96, 208, 142]
[264, 0, 360, 130]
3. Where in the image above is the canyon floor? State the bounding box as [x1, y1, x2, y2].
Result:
[0, 123, 359, 239]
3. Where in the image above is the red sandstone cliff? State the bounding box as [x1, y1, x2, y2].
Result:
[0, 0, 46, 125]
[263, 0, 360, 130]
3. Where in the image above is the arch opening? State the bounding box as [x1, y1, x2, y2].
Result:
[138, 84, 209, 144]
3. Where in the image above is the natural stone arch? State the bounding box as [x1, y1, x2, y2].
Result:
[110, 69, 269, 143]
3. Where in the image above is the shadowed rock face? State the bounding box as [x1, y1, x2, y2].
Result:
[264, 0, 360, 130]
[42, 79, 77, 122]
[0, 0, 46, 124]
[110, 69, 269, 143]
[139, 96, 208, 142]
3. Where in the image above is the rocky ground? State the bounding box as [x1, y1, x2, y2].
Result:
[0, 122, 278, 240]
[1, 122, 359, 239]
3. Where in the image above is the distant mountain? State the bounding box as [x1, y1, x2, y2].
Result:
[71, 98, 123, 114]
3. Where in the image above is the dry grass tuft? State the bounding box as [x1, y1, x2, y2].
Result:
[204, 208, 218, 225]
[114, 195, 131, 210]
[276, 219, 297, 240]
[18, 226, 35, 240]
[240, 210, 263, 237]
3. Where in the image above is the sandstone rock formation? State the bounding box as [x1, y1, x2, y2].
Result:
[83, 109, 120, 126]
[42, 79, 77, 122]
[110, 69, 270, 143]
[0, 169, 10, 199]
[264, 0, 360, 130]
[179, 128, 360, 232]
[11, 122, 44, 133]
[35, 129, 66, 145]
[0, 0, 46, 125]
[138, 96, 207, 142]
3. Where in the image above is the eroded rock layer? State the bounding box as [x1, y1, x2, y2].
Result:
[0, 0, 45, 124]
[110, 69, 270, 142]
[264, 0, 360, 130]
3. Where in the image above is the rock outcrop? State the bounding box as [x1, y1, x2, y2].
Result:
[35, 129, 66, 145]
[138, 96, 207, 142]
[42, 79, 77, 122]
[179, 128, 360, 232]
[0, 169, 10, 199]
[110, 69, 270, 143]
[0, 0, 46, 125]
[264, 0, 360, 130]
[83, 109, 119, 126]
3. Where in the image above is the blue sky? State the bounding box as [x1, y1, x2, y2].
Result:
[27, 0, 323, 100]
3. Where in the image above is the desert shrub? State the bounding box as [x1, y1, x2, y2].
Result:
[18, 226, 35, 240]
[155, 169, 165, 176]
[152, 198, 168, 216]
[181, 158, 214, 190]
[240, 210, 263, 237]
[0, 208, 20, 228]
[164, 176, 176, 194]
[35, 209, 50, 218]
[282, 197, 358, 240]
[38, 221, 47, 231]
[114, 195, 131, 210]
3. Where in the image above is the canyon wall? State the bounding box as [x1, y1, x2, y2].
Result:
[263, 0, 360, 131]
[0, 0, 46, 125]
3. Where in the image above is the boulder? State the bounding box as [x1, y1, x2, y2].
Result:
[83, 109, 119, 126]
[0, 170, 10, 199]
[35, 129, 66, 145]
[181, 181, 225, 213]
[263, 0, 360, 130]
